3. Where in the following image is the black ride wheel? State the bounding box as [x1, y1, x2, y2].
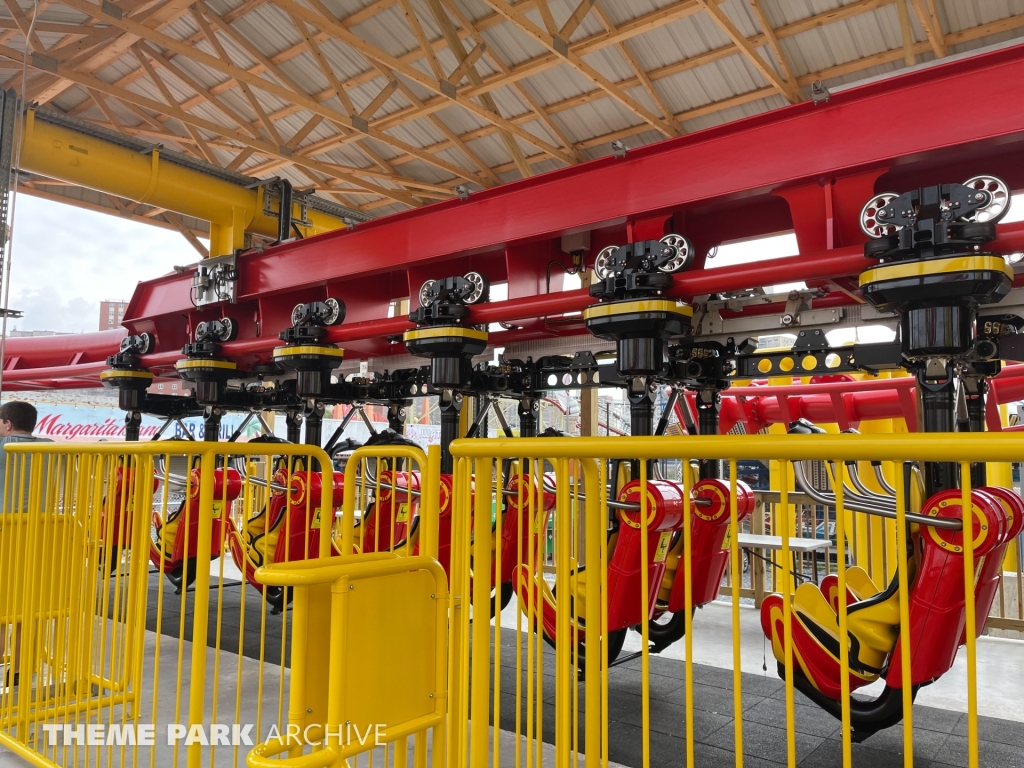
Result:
[647, 605, 697, 651]
[264, 586, 293, 615]
[166, 557, 198, 594]
[542, 581, 627, 664]
[499, 580, 514, 611]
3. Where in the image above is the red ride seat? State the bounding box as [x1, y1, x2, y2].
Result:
[660, 477, 755, 613]
[761, 488, 1009, 702]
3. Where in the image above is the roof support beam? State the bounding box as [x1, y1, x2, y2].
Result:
[1, 0, 44, 51]
[481, 0, 676, 137]
[0, 41, 427, 206]
[55, 0, 487, 186]
[895, 0, 916, 66]
[18, 181, 210, 237]
[131, 42, 219, 164]
[397, 0, 444, 80]
[695, 0, 799, 103]
[747, 0, 798, 96]
[375, 61, 502, 187]
[189, 6, 283, 147]
[424, 0, 534, 178]
[592, 1, 680, 133]
[910, 0, 947, 57]
[359, 80, 398, 124]
[438, 0, 580, 162]
[138, 40, 262, 139]
[559, 0, 595, 40]
[162, 210, 210, 257]
[273, 0, 575, 165]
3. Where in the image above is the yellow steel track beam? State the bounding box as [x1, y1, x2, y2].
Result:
[19, 110, 353, 255]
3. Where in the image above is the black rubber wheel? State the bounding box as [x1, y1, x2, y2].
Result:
[954, 221, 998, 242]
[647, 605, 697, 651]
[864, 236, 897, 258]
[542, 582, 626, 664]
[264, 586, 293, 615]
[499, 580, 514, 611]
[166, 557, 198, 594]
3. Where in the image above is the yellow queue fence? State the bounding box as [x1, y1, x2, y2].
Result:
[445, 433, 1024, 768]
[1, 434, 1023, 768]
[0, 440, 346, 768]
[248, 443, 449, 768]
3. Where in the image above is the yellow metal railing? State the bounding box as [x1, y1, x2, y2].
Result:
[0, 441, 338, 768]
[2, 433, 1023, 768]
[446, 433, 1024, 768]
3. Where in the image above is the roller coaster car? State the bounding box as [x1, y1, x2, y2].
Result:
[513, 478, 687, 663]
[495, 470, 557, 611]
[227, 469, 346, 613]
[650, 478, 755, 649]
[380, 471, 463, 580]
[357, 462, 469, 583]
[820, 485, 1024, 644]
[361, 468, 419, 554]
[150, 464, 242, 593]
[961, 486, 1024, 642]
[100, 465, 158, 572]
[760, 486, 1018, 737]
[352, 431, 423, 554]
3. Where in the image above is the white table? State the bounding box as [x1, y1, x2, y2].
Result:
[736, 533, 833, 605]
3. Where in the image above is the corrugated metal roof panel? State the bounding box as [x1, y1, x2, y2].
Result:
[3, 0, 1023, 220]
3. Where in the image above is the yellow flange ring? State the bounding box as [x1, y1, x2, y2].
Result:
[175, 358, 238, 371]
[692, 478, 728, 522]
[403, 326, 489, 342]
[100, 369, 154, 381]
[289, 474, 306, 506]
[925, 492, 993, 554]
[271, 345, 345, 359]
[438, 479, 451, 514]
[617, 486, 659, 530]
[859, 255, 1012, 287]
[583, 298, 693, 321]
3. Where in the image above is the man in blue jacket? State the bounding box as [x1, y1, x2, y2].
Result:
[0, 400, 53, 689]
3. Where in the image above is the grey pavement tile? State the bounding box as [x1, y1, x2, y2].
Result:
[843, 721, 951, 763]
[929, 734, 1024, 768]
[663, 681, 757, 717]
[605, 719, 689, 768]
[607, 689, 733, 742]
[688, 742, 787, 767]
[800, 737, 933, 768]
[911, 706, 964, 735]
[608, 665, 687, 700]
[744, 696, 841, 739]
[950, 714, 1024, 748]
[703, 719, 823, 766]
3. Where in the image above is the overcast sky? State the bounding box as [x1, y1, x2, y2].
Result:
[6, 195, 204, 334]
[6, 190, 1023, 335]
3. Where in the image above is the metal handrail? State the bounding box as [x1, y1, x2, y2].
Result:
[792, 460, 960, 530]
[843, 461, 897, 507]
[873, 463, 898, 496]
[366, 475, 711, 512]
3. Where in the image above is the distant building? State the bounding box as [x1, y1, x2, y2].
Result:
[99, 300, 128, 330]
[8, 329, 63, 337]
[148, 379, 190, 397]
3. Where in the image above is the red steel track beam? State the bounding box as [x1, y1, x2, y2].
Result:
[122, 42, 1024, 325]
[5, 222, 1018, 384]
[5, 44, 1024, 390]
